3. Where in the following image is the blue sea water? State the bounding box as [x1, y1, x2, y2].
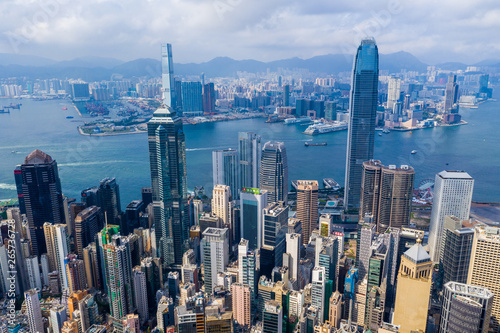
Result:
[0, 93, 499, 207]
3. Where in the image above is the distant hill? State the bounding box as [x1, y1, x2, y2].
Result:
[0, 51, 494, 80]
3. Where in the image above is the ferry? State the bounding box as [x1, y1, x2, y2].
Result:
[66, 116, 74, 119]
[305, 142, 327, 146]
[383, 128, 390, 134]
[323, 178, 340, 190]
[303, 122, 348, 135]
[284, 116, 311, 125]
[411, 150, 417, 154]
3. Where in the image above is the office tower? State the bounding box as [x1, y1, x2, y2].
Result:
[324, 101, 336, 121]
[141, 187, 153, 207]
[25, 256, 42, 290]
[283, 85, 290, 107]
[168, 271, 180, 303]
[240, 188, 268, 249]
[467, 226, 500, 332]
[359, 161, 415, 232]
[441, 216, 474, 285]
[148, 104, 189, 266]
[263, 300, 283, 333]
[98, 177, 122, 227]
[181, 81, 203, 113]
[161, 43, 176, 107]
[66, 257, 87, 293]
[260, 202, 288, 278]
[317, 236, 339, 285]
[132, 266, 148, 324]
[16, 149, 64, 256]
[319, 214, 332, 237]
[202, 228, 229, 295]
[212, 149, 240, 200]
[75, 206, 103, 257]
[259, 141, 289, 204]
[393, 241, 432, 333]
[296, 180, 319, 245]
[82, 187, 99, 207]
[44, 223, 69, 290]
[311, 266, 326, 323]
[40, 254, 50, 286]
[157, 296, 175, 331]
[286, 233, 301, 281]
[83, 243, 101, 290]
[444, 74, 459, 113]
[141, 257, 163, 308]
[428, 171, 474, 263]
[212, 185, 232, 226]
[203, 82, 216, 113]
[329, 291, 342, 328]
[440, 282, 493, 333]
[126, 200, 144, 230]
[239, 132, 262, 189]
[50, 304, 67, 333]
[387, 77, 401, 110]
[104, 234, 134, 320]
[25, 289, 44, 333]
[344, 38, 379, 210]
[231, 283, 251, 327]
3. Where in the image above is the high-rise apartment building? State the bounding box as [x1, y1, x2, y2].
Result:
[467, 226, 500, 332]
[259, 141, 289, 204]
[66, 256, 87, 293]
[104, 234, 134, 320]
[393, 241, 432, 333]
[296, 180, 319, 245]
[387, 77, 401, 110]
[15, 149, 65, 256]
[25, 256, 42, 290]
[44, 223, 69, 290]
[202, 228, 229, 295]
[148, 105, 189, 265]
[311, 266, 326, 323]
[25, 289, 44, 333]
[344, 38, 379, 210]
[212, 149, 239, 200]
[132, 266, 148, 324]
[240, 188, 268, 249]
[50, 304, 67, 333]
[428, 171, 474, 263]
[440, 281, 493, 333]
[239, 132, 261, 189]
[231, 283, 251, 327]
[359, 160, 414, 232]
[238, 239, 257, 311]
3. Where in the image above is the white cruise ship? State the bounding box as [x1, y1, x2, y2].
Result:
[303, 121, 348, 135]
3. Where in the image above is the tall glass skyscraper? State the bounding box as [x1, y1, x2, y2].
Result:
[161, 43, 176, 108]
[148, 105, 189, 266]
[344, 38, 379, 210]
[212, 148, 239, 200]
[15, 149, 64, 256]
[239, 132, 261, 190]
[259, 141, 288, 205]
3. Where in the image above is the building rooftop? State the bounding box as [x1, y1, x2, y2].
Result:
[403, 241, 431, 264]
[438, 170, 473, 180]
[24, 149, 53, 164]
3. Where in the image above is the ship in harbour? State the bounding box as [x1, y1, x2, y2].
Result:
[303, 121, 348, 135]
[284, 116, 312, 124]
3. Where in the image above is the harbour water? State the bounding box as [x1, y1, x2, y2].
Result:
[0, 93, 499, 206]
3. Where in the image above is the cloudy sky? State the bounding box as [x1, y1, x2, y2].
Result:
[1, 0, 499, 64]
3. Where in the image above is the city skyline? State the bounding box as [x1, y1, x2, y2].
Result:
[1, 1, 500, 65]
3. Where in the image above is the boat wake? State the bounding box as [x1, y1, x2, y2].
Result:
[0, 183, 16, 191]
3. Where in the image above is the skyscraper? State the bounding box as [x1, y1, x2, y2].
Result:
[387, 77, 401, 110]
[212, 149, 240, 200]
[181, 81, 203, 114]
[359, 160, 414, 232]
[74, 206, 104, 257]
[393, 241, 432, 333]
[66, 256, 87, 294]
[231, 283, 251, 327]
[98, 177, 122, 228]
[239, 132, 261, 189]
[467, 225, 500, 332]
[444, 74, 459, 113]
[25, 256, 42, 290]
[211, 185, 232, 226]
[44, 223, 69, 290]
[202, 228, 229, 295]
[296, 180, 319, 245]
[238, 239, 257, 311]
[344, 38, 379, 210]
[259, 141, 289, 204]
[311, 266, 326, 323]
[50, 304, 67, 333]
[148, 105, 189, 266]
[104, 234, 134, 320]
[261, 202, 288, 278]
[132, 266, 148, 324]
[161, 43, 176, 108]
[263, 300, 283, 333]
[203, 82, 216, 114]
[428, 171, 474, 263]
[240, 188, 268, 250]
[15, 149, 64, 256]
[440, 282, 493, 333]
[25, 289, 44, 333]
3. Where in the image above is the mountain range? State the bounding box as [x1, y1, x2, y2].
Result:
[0, 52, 497, 81]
